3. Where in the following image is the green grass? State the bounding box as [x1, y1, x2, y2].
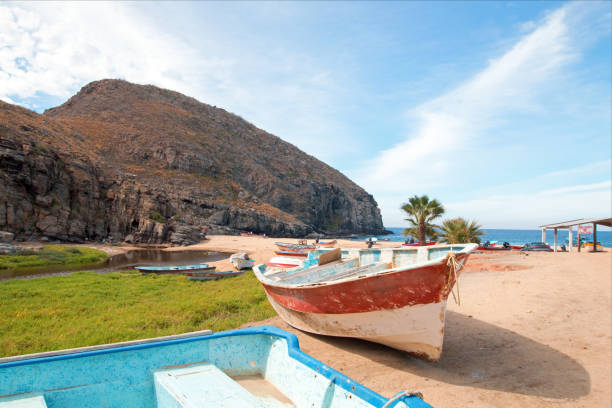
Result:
[0, 270, 276, 357]
[0, 245, 109, 271]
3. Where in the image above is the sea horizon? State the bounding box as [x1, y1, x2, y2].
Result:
[352, 227, 612, 248]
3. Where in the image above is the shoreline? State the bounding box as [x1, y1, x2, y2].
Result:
[1, 236, 610, 407]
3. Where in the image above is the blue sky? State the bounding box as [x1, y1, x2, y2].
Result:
[1, 1, 610, 228]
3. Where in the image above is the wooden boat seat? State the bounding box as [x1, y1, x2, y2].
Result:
[0, 395, 47, 408]
[154, 362, 267, 407]
[309, 262, 391, 284]
[267, 258, 359, 283]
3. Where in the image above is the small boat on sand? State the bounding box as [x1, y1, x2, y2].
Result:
[0, 326, 432, 408]
[230, 253, 255, 270]
[402, 241, 436, 247]
[254, 243, 477, 361]
[186, 270, 245, 281]
[315, 239, 337, 247]
[275, 242, 317, 252]
[273, 250, 309, 258]
[478, 241, 511, 251]
[477, 245, 510, 251]
[266, 256, 304, 269]
[134, 263, 215, 274]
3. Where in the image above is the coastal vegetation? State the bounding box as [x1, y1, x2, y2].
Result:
[0, 270, 275, 357]
[0, 245, 108, 272]
[400, 195, 445, 244]
[440, 218, 484, 244]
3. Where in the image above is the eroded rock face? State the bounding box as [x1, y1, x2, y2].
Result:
[0, 80, 386, 244]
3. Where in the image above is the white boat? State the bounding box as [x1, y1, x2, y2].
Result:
[230, 253, 255, 270]
[254, 244, 477, 361]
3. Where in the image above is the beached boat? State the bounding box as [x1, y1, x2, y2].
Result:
[402, 241, 436, 247]
[583, 241, 605, 250]
[254, 244, 477, 361]
[477, 245, 510, 251]
[266, 256, 304, 269]
[231, 258, 255, 270]
[275, 242, 317, 252]
[315, 240, 337, 247]
[0, 326, 432, 408]
[230, 253, 255, 270]
[520, 242, 553, 252]
[186, 270, 245, 281]
[134, 263, 215, 274]
[273, 250, 309, 258]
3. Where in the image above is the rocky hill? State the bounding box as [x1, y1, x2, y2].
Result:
[0, 79, 386, 244]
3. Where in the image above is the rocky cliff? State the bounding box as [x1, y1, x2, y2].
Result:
[0, 79, 386, 244]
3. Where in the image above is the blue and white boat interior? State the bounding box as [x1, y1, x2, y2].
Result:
[0, 326, 431, 408]
[258, 244, 477, 284]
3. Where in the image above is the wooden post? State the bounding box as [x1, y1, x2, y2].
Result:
[568, 227, 573, 252]
[554, 228, 558, 252]
[592, 223, 597, 252]
[541, 228, 546, 243]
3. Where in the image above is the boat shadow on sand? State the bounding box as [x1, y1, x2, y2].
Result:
[300, 311, 590, 399]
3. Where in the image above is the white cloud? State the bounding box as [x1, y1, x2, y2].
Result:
[542, 159, 611, 179]
[446, 180, 611, 229]
[358, 4, 578, 193]
[0, 2, 352, 161]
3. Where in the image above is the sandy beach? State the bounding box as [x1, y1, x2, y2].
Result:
[180, 235, 611, 408]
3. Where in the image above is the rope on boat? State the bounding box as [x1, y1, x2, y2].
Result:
[446, 252, 464, 306]
[381, 390, 424, 408]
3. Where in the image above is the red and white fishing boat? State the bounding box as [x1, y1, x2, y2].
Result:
[401, 241, 437, 247]
[315, 240, 337, 247]
[254, 243, 478, 361]
[274, 242, 317, 252]
[266, 256, 304, 269]
[273, 251, 309, 258]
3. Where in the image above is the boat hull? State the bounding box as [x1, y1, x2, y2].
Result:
[257, 247, 473, 361]
[273, 251, 309, 258]
[185, 271, 244, 280]
[268, 295, 447, 360]
[266, 256, 303, 268]
[315, 240, 337, 247]
[135, 264, 214, 274]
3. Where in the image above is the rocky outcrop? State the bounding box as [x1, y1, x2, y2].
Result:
[0, 79, 386, 244]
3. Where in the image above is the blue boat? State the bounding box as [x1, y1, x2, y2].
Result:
[134, 263, 215, 274]
[0, 326, 431, 407]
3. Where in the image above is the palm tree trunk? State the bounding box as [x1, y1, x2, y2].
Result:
[419, 220, 426, 245]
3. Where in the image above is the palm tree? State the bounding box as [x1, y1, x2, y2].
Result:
[440, 218, 484, 244]
[402, 222, 439, 243]
[400, 195, 444, 245]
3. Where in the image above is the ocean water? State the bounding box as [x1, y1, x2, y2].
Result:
[351, 227, 612, 248]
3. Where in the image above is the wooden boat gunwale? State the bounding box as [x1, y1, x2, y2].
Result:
[256, 244, 476, 290]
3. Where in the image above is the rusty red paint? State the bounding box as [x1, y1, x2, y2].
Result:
[267, 262, 301, 268]
[263, 254, 469, 314]
[273, 251, 309, 258]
